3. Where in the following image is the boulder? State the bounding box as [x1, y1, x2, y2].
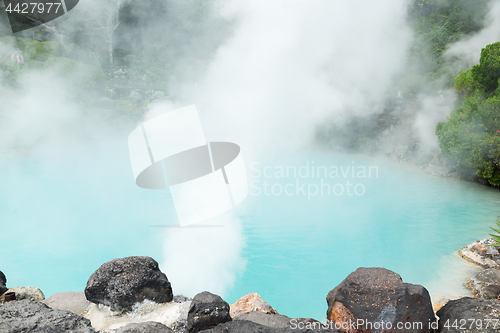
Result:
[467, 268, 500, 299]
[0, 299, 96, 332]
[233, 312, 290, 328]
[230, 293, 278, 318]
[154, 91, 165, 100]
[174, 295, 192, 303]
[0, 270, 6, 295]
[128, 91, 143, 105]
[436, 297, 500, 333]
[6, 286, 44, 301]
[326, 267, 435, 333]
[459, 238, 500, 269]
[186, 291, 232, 333]
[41, 292, 91, 316]
[203, 319, 340, 332]
[85, 256, 173, 312]
[481, 285, 500, 300]
[234, 312, 323, 330]
[116, 321, 174, 333]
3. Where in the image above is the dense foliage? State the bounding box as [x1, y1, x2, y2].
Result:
[436, 42, 500, 186]
[400, 0, 491, 97]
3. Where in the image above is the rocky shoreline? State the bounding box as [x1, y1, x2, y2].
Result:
[2, 250, 500, 333]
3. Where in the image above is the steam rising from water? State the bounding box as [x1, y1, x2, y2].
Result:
[188, 1, 412, 156]
[1, 0, 499, 301]
[160, 0, 414, 297]
[161, 216, 246, 298]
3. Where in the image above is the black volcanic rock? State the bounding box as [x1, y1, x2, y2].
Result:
[0, 270, 6, 295]
[84, 256, 173, 311]
[436, 298, 500, 333]
[116, 321, 174, 333]
[186, 291, 232, 333]
[326, 267, 435, 333]
[204, 320, 340, 333]
[0, 299, 95, 332]
[481, 284, 500, 299]
[234, 312, 329, 331]
[233, 312, 291, 328]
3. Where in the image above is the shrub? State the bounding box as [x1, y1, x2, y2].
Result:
[488, 220, 500, 246]
[472, 42, 500, 93]
[436, 42, 500, 185]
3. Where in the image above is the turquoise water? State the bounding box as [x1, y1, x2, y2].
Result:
[1, 146, 500, 321]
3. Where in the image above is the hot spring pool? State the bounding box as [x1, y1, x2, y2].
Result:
[1, 146, 500, 321]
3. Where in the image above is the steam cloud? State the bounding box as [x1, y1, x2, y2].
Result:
[161, 216, 246, 298]
[161, 0, 413, 297]
[1, 0, 499, 299]
[187, 1, 412, 157]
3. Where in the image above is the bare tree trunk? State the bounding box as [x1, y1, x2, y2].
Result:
[88, 0, 122, 70]
[109, 33, 114, 68]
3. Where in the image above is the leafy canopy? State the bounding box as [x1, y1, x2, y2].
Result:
[436, 42, 500, 185]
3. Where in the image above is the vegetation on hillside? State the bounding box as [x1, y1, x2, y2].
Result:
[400, 0, 491, 97]
[436, 42, 500, 186]
[0, 0, 232, 96]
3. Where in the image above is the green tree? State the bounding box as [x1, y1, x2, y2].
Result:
[436, 42, 500, 186]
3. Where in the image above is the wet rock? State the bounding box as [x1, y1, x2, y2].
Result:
[0, 299, 96, 332]
[459, 238, 500, 269]
[436, 298, 500, 333]
[174, 295, 192, 303]
[128, 91, 143, 105]
[0, 270, 6, 295]
[85, 256, 173, 312]
[116, 321, 174, 333]
[326, 267, 435, 333]
[467, 268, 500, 299]
[230, 293, 278, 318]
[85, 298, 190, 332]
[481, 285, 500, 300]
[41, 292, 91, 316]
[186, 291, 231, 333]
[7, 286, 44, 301]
